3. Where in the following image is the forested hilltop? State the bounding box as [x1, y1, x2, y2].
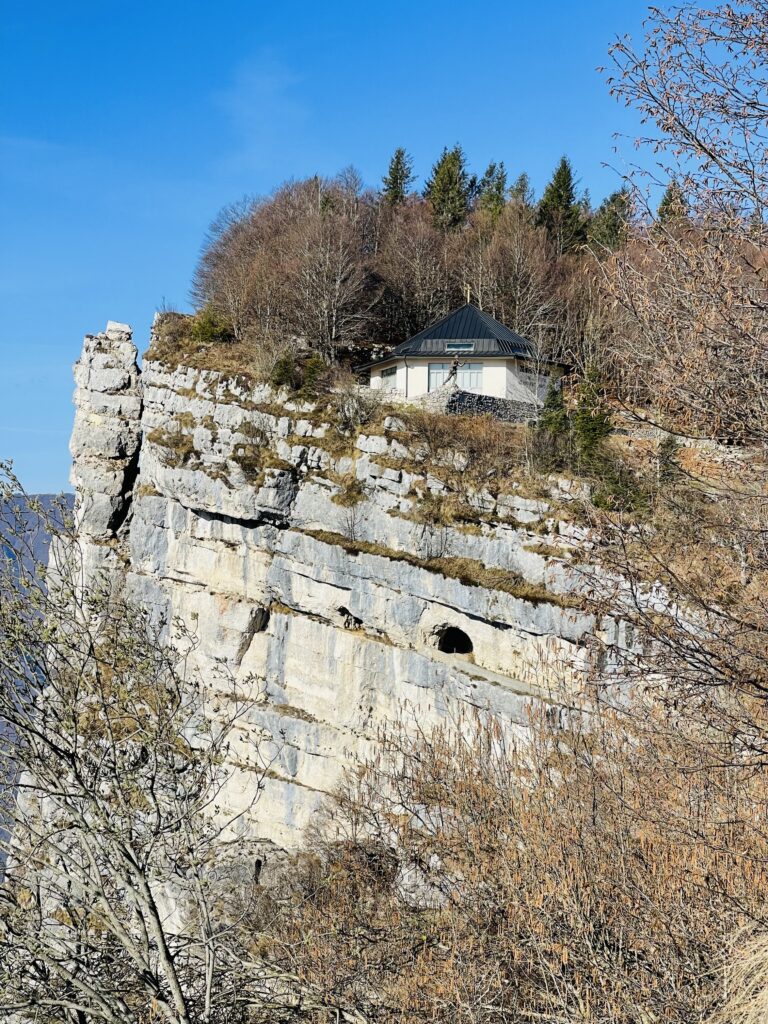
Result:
[163, 40, 763, 456]
[2, 4, 768, 1024]
[185, 148, 625, 369]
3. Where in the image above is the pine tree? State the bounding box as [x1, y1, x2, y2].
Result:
[572, 365, 612, 469]
[657, 179, 688, 225]
[509, 172, 534, 207]
[269, 351, 299, 391]
[534, 380, 571, 470]
[539, 379, 569, 438]
[382, 147, 415, 206]
[424, 145, 475, 231]
[299, 354, 327, 400]
[588, 188, 630, 253]
[476, 161, 508, 220]
[536, 156, 585, 253]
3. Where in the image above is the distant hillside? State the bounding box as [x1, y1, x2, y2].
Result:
[0, 493, 74, 575]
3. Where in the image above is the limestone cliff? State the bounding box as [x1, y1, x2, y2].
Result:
[69, 322, 613, 851]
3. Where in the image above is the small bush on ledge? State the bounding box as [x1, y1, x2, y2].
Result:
[145, 310, 261, 383]
[189, 305, 235, 345]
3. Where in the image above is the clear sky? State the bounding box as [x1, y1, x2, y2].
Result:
[1, 0, 651, 493]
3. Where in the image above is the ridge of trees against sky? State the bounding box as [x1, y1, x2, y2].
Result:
[191, 146, 644, 371]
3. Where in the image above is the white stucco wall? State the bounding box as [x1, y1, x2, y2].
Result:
[369, 360, 428, 396]
[370, 357, 560, 402]
[372, 359, 499, 398]
[369, 362, 398, 391]
[482, 362, 507, 398]
[406, 361, 430, 396]
[506, 361, 539, 403]
[508, 359, 562, 404]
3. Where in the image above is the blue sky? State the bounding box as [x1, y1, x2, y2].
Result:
[1, 0, 651, 492]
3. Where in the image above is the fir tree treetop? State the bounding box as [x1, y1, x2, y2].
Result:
[509, 171, 535, 207]
[588, 188, 630, 253]
[537, 156, 586, 253]
[424, 145, 475, 231]
[382, 147, 415, 206]
[476, 161, 508, 220]
[657, 179, 688, 225]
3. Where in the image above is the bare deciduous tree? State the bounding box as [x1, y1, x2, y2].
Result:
[374, 202, 456, 340]
[455, 204, 558, 344]
[607, 1, 768, 218]
[192, 198, 289, 344]
[284, 190, 369, 361]
[0, 465, 367, 1024]
[584, 0, 768, 750]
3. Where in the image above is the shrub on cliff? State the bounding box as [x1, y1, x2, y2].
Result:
[189, 304, 235, 345]
[269, 350, 300, 390]
[572, 365, 612, 471]
[298, 353, 328, 399]
[268, 698, 768, 1024]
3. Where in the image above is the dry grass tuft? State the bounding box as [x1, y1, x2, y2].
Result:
[330, 473, 367, 507]
[144, 312, 263, 385]
[146, 427, 196, 469]
[716, 930, 768, 1024]
[301, 529, 582, 608]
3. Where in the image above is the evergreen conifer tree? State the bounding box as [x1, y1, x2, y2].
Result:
[382, 147, 415, 205]
[536, 156, 586, 253]
[588, 188, 630, 253]
[539, 380, 569, 438]
[509, 172, 534, 207]
[476, 161, 508, 220]
[424, 145, 475, 231]
[535, 380, 571, 469]
[300, 354, 328, 400]
[572, 365, 612, 469]
[269, 352, 299, 391]
[657, 179, 688, 225]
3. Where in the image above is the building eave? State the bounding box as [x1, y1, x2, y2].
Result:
[356, 352, 567, 372]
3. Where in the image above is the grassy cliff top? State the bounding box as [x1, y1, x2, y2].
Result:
[144, 311, 263, 382]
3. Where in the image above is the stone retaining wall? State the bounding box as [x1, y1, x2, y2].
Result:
[381, 382, 538, 421]
[444, 388, 538, 421]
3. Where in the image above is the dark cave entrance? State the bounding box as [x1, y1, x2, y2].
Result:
[437, 626, 473, 655]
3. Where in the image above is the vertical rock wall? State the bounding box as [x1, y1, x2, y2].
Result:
[70, 321, 142, 574]
[68, 322, 609, 852]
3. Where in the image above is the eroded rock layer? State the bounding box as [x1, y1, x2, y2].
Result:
[70, 323, 611, 849]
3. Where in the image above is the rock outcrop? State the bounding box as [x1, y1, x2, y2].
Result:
[68, 323, 610, 851]
[70, 321, 142, 576]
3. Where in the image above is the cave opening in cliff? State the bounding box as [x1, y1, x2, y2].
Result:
[437, 626, 473, 655]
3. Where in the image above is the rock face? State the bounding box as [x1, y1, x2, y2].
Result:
[69, 324, 607, 852]
[70, 321, 142, 575]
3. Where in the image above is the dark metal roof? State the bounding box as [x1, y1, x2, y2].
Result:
[391, 303, 534, 358]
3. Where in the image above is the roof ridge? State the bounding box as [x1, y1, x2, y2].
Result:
[380, 303, 536, 362]
[408, 302, 475, 340]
